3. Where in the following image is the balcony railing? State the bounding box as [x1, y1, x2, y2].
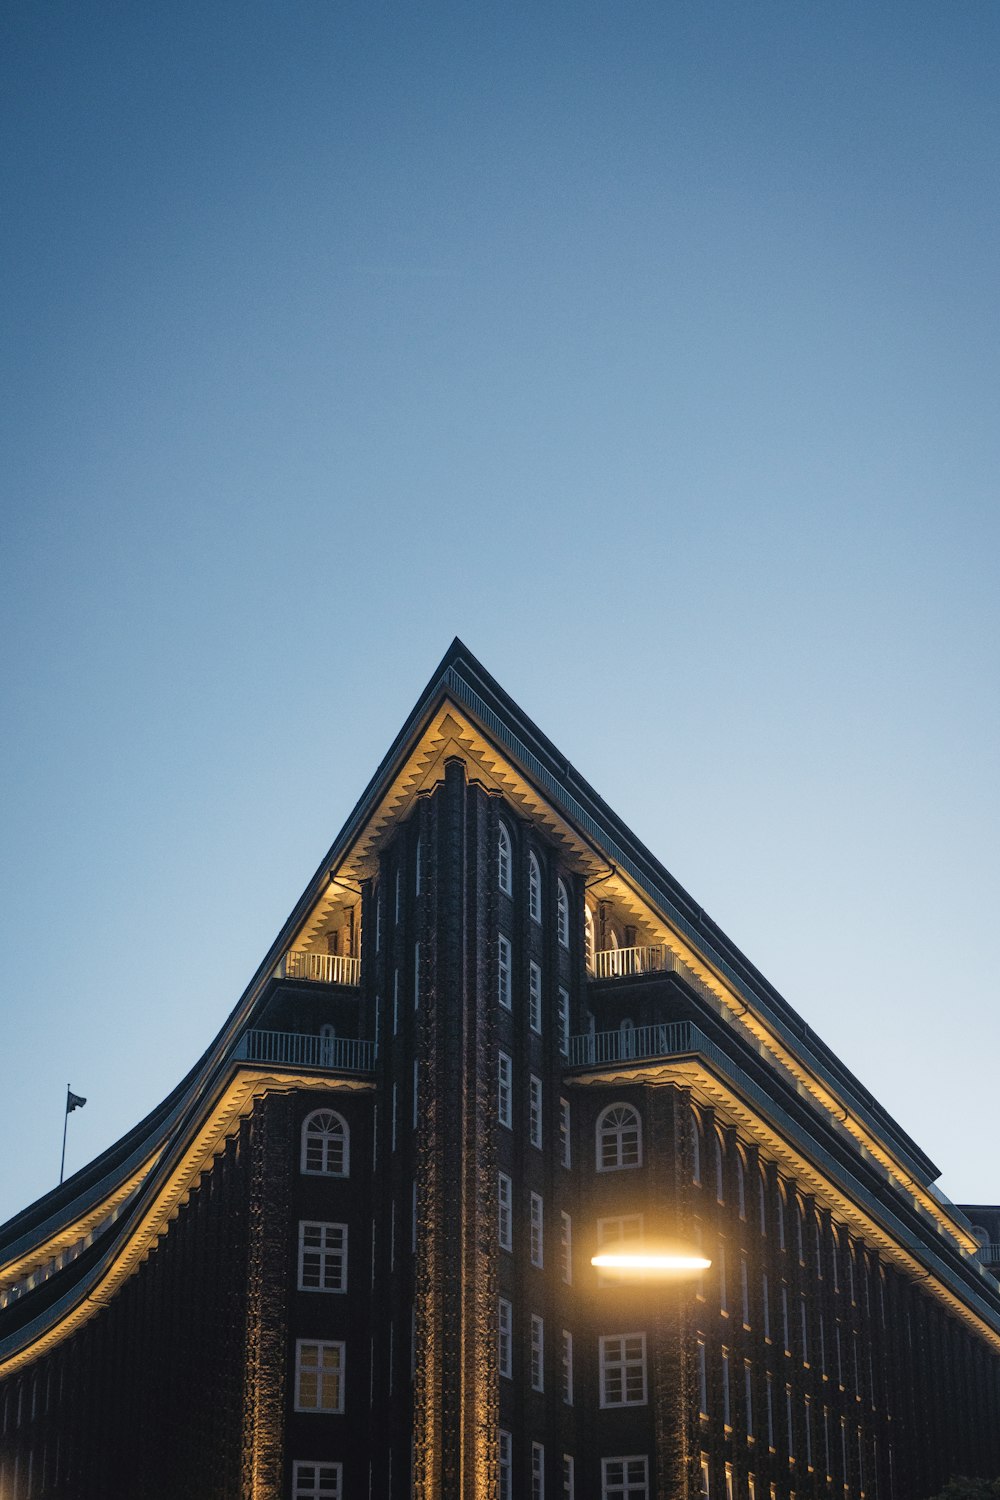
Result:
[278, 951, 361, 987]
[233, 1028, 374, 1073]
[977, 1244, 1000, 1266]
[590, 944, 679, 981]
[568, 1021, 695, 1068]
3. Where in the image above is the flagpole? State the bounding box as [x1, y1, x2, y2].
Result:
[60, 1084, 70, 1184]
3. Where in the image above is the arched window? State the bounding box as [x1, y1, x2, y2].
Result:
[498, 823, 512, 896]
[714, 1129, 725, 1203]
[556, 879, 569, 947]
[691, 1105, 702, 1185]
[301, 1109, 349, 1177]
[584, 906, 595, 972]
[596, 1102, 642, 1171]
[528, 852, 542, 923]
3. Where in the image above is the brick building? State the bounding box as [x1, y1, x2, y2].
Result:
[1, 639, 999, 1500]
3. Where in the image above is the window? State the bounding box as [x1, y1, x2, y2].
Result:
[529, 851, 542, 922]
[531, 1314, 544, 1390]
[530, 1192, 544, 1267]
[561, 1329, 574, 1403]
[498, 1298, 512, 1378]
[294, 1340, 344, 1413]
[758, 1165, 767, 1235]
[762, 1272, 771, 1341]
[777, 1182, 787, 1251]
[498, 822, 512, 895]
[301, 1110, 349, 1177]
[529, 961, 542, 1033]
[722, 1347, 732, 1428]
[596, 1103, 642, 1171]
[560, 1211, 573, 1284]
[498, 934, 512, 1010]
[780, 1283, 790, 1354]
[298, 1222, 348, 1293]
[699, 1456, 711, 1500]
[499, 1430, 512, 1500]
[498, 1052, 513, 1128]
[745, 1361, 754, 1439]
[697, 1338, 708, 1417]
[556, 878, 570, 947]
[557, 986, 570, 1056]
[597, 1213, 644, 1283]
[532, 1443, 545, 1500]
[498, 1173, 512, 1250]
[529, 1075, 543, 1148]
[599, 1334, 647, 1407]
[563, 1454, 575, 1499]
[559, 1097, 571, 1167]
[786, 1384, 795, 1459]
[292, 1461, 342, 1499]
[602, 1456, 649, 1499]
[800, 1296, 809, 1364]
[725, 1465, 735, 1500]
[766, 1374, 774, 1449]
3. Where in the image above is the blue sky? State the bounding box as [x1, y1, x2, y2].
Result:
[1, 1, 998, 1224]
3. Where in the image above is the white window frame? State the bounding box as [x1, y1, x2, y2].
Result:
[529, 1074, 543, 1149]
[499, 822, 513, 895]
[561, 1328, 574, 1404]
[596, 1102, 642, 1171]
[597, 1214, 644, 1285]
[563, 1454, 576, 1499]
[530, 1191, 544, 1267]
[294, 1339, 345, 1413]
[560, 1211, 572, 1284]
[529, 960, 542, 1034]
[499, 1297, 513, 1378]
[598, 1333, 648, 1408]
[530, 1313, 545, 1391]
[297, 1221, 348, 1293]
[559, 1096, 571, 1168]
[498, 1172, 513, 1251]
[499, 1430, 513, 1500]
[557, 985, 570, 1056]
[292, 1460, 343, 1499]
[601, 1455, 649, 1499]
[529, 850, 542, 922]
[556, 878, 570, 947]
[300, 1110, 349, 1178]
[498, 1051, 513, 1128]
[532, 1442, 545, 1500]
[498, 934, 512, 1010]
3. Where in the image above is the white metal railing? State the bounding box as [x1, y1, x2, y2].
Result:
[568, 1021, 695, 1068]
[279, 951, 361, 986]
[590, 944, 678, 981]
[976, 1243, 1000, 1265]
[233, 1029, 374, 1073]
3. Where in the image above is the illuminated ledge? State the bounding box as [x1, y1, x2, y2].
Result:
[0, 1057, 373, 1379]
[566, 1025, 1000, 1351]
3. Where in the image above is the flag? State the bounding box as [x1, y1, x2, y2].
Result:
[66, 1090, 87, 1113]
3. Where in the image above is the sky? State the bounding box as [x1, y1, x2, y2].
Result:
[1, 0, 998, 1227]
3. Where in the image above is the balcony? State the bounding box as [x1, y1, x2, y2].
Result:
[277, 951, 361, 987]
[590, 944, 677, 981]
[568, 1021, 696, 1068]
[232, 1028, 374, 1073]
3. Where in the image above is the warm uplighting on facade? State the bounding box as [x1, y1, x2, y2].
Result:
[591, 1242, 711, 1277]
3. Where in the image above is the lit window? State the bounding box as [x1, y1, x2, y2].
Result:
[499, 1430, 512, 1500]
[498, 1173, 513, 1251]
[298, 1222, 348, 1293]
[529, 1075, 543, 1148]
[529, 851, 542, 922]
[498, 934, 512, 1010]
[532, 1442, 545, 1500]
[559, 1097, 571, 1168]
[596, 1103, 642, 1171]
[529, 961, 542, 1033]
[292, 1460, 342, 1499]
[499, 822, 512, 896]
[599, 1333, 647, 1407]
[557, 986, 570, 1056]
[560, 1211, 572, 1284]
[301, 1110, 349, 1177]
[530, 1192, 544, 1267]
[603, 1455, 650, 1499]
[498, 1297, 513, 1378]
[498, 1052, 513, 1128]
[556, 879, 570, 947]
[294, 1340, 344, 1413]
[531, 1314, 545, 1390]
[561, 1329, 574, 1403]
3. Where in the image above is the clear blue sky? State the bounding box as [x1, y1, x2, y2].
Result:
[1, 1, 997, 1225]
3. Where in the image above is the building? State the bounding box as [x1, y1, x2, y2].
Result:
[1, 638, 999, 1500]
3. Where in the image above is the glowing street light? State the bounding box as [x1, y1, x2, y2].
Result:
[590, 1238, 711, 1279]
